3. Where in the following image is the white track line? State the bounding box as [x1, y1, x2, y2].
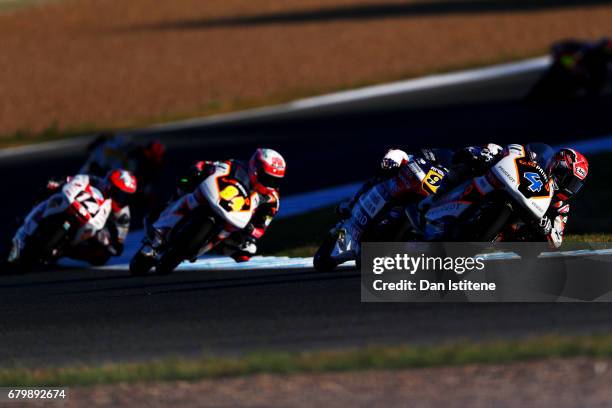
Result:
[150, 56, 549, 133]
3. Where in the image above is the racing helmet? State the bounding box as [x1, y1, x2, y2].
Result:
[105, 169, 138, 207]
[547, 148, 588, 200]
[248, 148, 286, 194]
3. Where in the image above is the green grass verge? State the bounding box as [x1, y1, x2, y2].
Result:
[0, 124, 99, 149]
[2, 335, 612, 386]
[259, 206, 337, 256]
[0, 0, 58, 13]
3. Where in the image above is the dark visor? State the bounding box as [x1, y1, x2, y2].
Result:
[111, 188, 133, 207]
[258, 172, 283, 189]
[563, 177, 584, 196]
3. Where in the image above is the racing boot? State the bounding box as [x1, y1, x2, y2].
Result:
[7, 201, 46, 264]
[7, 236, 24, 264]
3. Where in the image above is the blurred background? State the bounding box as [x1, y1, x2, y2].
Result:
[1, 0, 611, 140]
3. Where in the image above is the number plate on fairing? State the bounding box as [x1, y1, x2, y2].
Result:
[422, 167, 445, 194]
[515, 158, 551, 199]
[217, 179, 251, 213]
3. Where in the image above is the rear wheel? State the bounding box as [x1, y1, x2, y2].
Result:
[313, 232, 339, 272]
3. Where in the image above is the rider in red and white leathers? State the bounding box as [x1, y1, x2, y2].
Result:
[147, 148, 286, 262]
[8, 169, 137, 265]
[340, 144, 588, 248]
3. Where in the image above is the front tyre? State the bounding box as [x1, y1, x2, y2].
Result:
[476, 203, 513, 242]
[313, 233, 339, 272]
[156, 217, 216, 275]
[130, 249, 155, 276]
[25, 218, 71, 265]
[455, 198, 513, 242]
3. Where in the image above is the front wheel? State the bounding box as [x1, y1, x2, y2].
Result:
[130, 249, 155, 276]
[156, 216, 216, 275]
[455, 199, 513, 242]
[25, 218, 71, 265]
[476, 203, 513, 242]
[313, 232, 339, 272]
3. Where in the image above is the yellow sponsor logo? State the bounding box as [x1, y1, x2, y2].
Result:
[220, 185, 247, 211]
[219, 185, 239, 201]
[229, 196, 245, 212]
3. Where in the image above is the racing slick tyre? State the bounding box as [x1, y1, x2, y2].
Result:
[455, 198, 513, 242]
[313, 233, 339, 272]
[24, 218, 70, 266]
[155, 215, 216, 275]
[475, 202, 513, 242]
[129, 250, 156, 276]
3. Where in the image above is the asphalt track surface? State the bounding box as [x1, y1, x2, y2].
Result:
[1, 68, 612, 367]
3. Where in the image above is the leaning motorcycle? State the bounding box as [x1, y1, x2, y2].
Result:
[7, 175, 113, 267]
[418, 144, 555, 242]
[313, 156, 449, 272]
[130, 162, 257, 275]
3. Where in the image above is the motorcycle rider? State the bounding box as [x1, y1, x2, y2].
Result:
[550, 37, 612, 95]
[339, 143, 588, 248]
[81, 132, 165, 194]
[144, 148, 286, 262]
[8, 169, 137, 266]
[529, 37, 612, 100]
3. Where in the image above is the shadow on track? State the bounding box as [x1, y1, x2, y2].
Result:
[0, 271, 134, 290]
[130, 0, 612, 31]
[56, 269, 360, 297]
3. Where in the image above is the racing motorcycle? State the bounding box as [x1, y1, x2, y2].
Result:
[313, 154, 450, 272]
[7, 175, 113, 267]
[130, 162, 258, 275]
[416, 144, 555, 242]
[314, 144, 556, 272]
[80, 133, 165, 212]
[527, 44, 609, 102]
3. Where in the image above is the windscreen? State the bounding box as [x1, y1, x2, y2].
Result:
[526, 143, 555, 174]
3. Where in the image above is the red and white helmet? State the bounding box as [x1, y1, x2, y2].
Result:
[105, 169, 137, 207]
[548, 148, 588, 200]
[248, 148, 286, 194]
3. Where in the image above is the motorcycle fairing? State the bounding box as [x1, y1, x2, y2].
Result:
[424, 148, 554, 233]
[198, 162, 259, 230]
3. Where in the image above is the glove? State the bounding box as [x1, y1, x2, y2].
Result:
[454, 145, 499, 171]
[479, 148, 495, 163]
[380, 149, 408, 171]
[538, 216, 553, 236]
